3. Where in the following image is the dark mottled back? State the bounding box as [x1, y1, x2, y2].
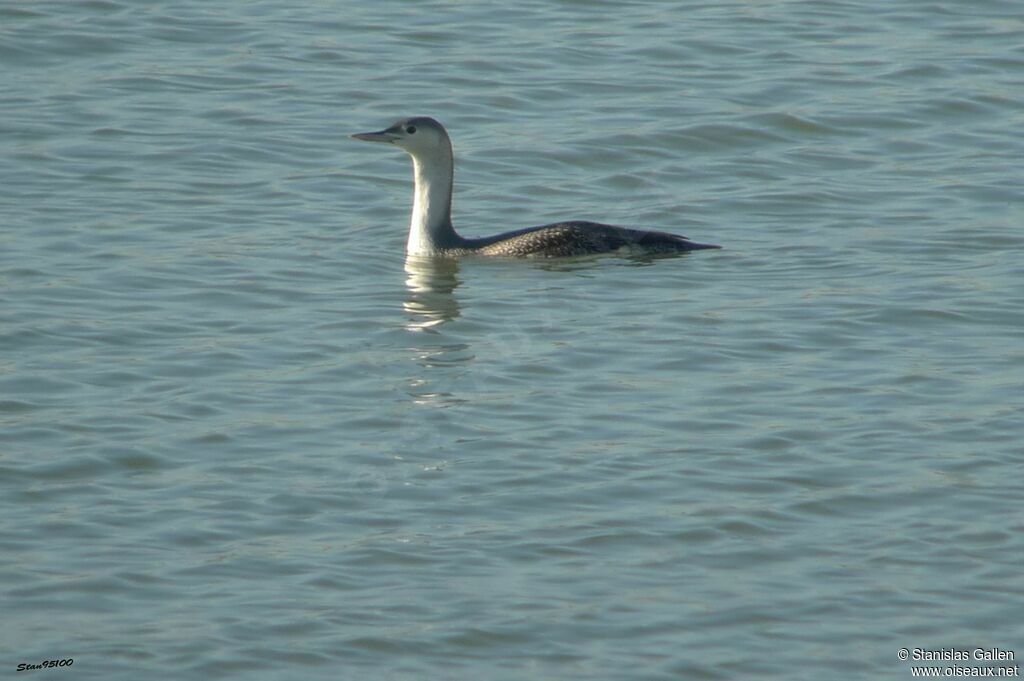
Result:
[461, 221, 720, 258]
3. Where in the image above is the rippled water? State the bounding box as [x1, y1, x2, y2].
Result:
[2, 1, 1023, 679]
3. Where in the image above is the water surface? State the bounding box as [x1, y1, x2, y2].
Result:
[2, 1, 1023, 679]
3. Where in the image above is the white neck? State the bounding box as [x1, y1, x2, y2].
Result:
[407, 146, 459, 255]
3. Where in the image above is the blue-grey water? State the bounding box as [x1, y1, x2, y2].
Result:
[2, 1, 1023, 679]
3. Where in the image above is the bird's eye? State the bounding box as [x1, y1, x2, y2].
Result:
[405, 125, 417, 134]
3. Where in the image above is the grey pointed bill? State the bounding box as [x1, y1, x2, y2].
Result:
[350, 128, 399, 143]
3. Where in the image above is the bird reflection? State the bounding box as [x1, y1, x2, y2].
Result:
[403, 254, 461, 332]
[401, 255, 473, 415]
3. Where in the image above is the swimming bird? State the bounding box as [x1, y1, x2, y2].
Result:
[351, 117, 720, 258]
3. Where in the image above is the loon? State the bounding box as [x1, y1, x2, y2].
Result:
[351, 117, 720, 258]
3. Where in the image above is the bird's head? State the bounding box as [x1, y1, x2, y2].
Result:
[350, 116, 451, 159]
